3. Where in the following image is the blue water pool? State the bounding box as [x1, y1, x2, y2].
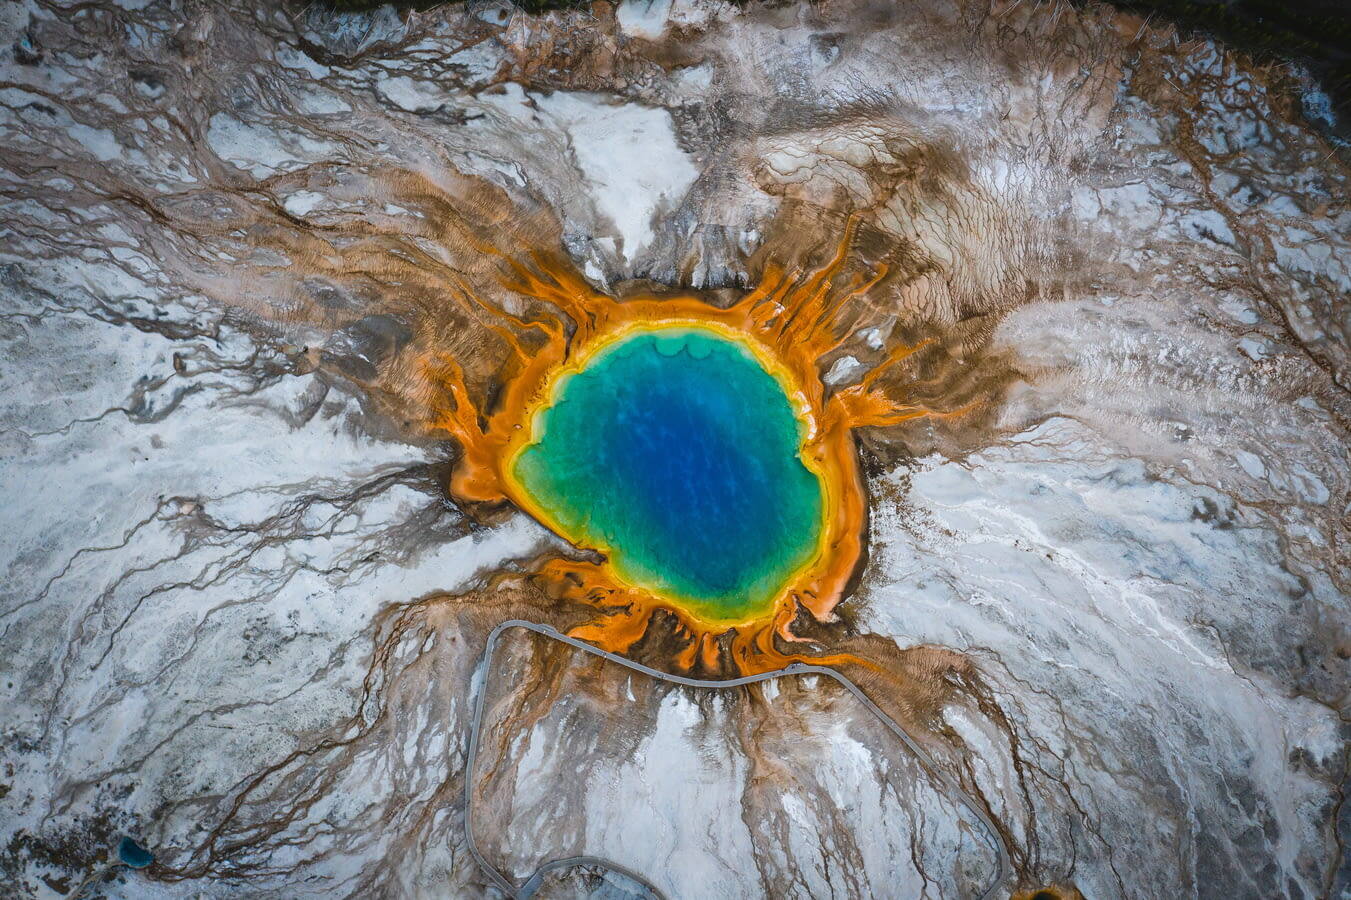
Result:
[510, 325, 825, 621]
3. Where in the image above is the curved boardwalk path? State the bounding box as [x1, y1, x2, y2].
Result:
[464, 620, 1012, 900]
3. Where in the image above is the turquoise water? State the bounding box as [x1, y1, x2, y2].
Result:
[511, 326, 825, 621]
[118, 837, 154, 868]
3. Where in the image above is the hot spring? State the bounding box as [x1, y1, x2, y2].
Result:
[509, 324, 827, 624]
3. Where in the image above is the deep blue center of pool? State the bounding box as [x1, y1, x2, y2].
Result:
[511, 326, 824, 621]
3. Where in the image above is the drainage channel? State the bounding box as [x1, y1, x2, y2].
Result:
[464, 619, 1012, 900]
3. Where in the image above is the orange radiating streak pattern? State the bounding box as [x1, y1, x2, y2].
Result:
[424, 222, 947, 674]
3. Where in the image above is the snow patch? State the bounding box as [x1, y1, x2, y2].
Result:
[617, 0, 673, 39]
[532, 92, 699, 264]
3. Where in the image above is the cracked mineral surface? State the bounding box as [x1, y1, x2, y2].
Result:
[0, 0, 1347, 898]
